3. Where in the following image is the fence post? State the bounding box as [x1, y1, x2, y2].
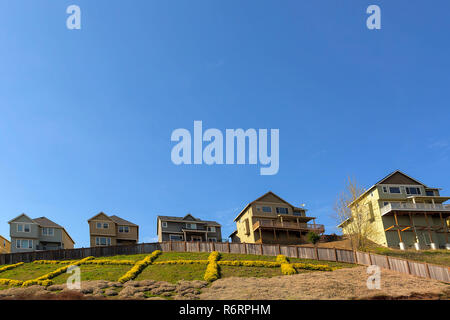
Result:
[244, 243, 247, 254]
[197, 241, 200, 252]
[278, 244, 281, 255]
[260, 243, 263, 255]
[368, 253, 373, 265]
[296, 246, 299, 258]
[425, 263, 431, 279]
[386, 255, 391, 270]
[227, 241, 230, 253]
[353, 250, 358, 264]
[212, 241, 215, 252]
[315, 247, 319, 260]
[334, 248, 338, 262]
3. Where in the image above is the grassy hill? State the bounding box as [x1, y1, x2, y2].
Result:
[0, 251, 356, 291]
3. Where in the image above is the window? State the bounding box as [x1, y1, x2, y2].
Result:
[383, 202, 389, 207]
[186, 223, 197, 230]
[96, 222, 109, 229]
[244, 219, 250, 235]
[276, 207, 289, 214]
[293, 211, 304, 216]
[17, 224, 30, 233]
[3, 240, 5, 247]
[16, 239, 32, 249]
[42, 228, 54, 236]
[169, 234, 183, 241]
[262, 206, 272, 213]
[382, 186, 388, 193]
[426, 190, 435, 196]
[119, 226, 129, 233]
[406, 187, 421, 195]
[103, 223, 109, 229]
[207, 226, 216, 232]
[96, 222, 102, 229]
[389, 187, 401, 194]
[162, 221, 168, 228]
[96, 237, 111, 246]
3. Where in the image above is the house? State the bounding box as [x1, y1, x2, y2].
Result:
[88, 212, 139, 247]
[229, 191, 324, 244]
[338, 170, 450, 250]
[157, 214, 222, 242]
[8, 214, 75, 253]
[0, 235, 11, 254]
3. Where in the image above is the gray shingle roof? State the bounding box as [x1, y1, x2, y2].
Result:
[32, 217, 63, 229]
[109, 215, 138, 226]
[157, 215, 221, 226]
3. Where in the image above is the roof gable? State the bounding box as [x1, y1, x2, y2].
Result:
[88, 212, 115, 223]
[377, 170, 426, 186]
[183, 214, 197, 221]
[8, 213, 36, 224]
[254, 191, 293, 207]
[33, 217, 63, 229]
[109, 215, 137, 227]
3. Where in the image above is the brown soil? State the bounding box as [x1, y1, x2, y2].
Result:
[199, 266, 450, 300]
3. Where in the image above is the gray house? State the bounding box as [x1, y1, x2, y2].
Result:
[157, 214, 222, 242]
[8, 213, 75, 253]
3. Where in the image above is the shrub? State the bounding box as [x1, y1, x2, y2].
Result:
[118, 250, 161, 283]
[276, 255, 289, 264]
[0, 262, 24, 273]
[218, 260, 280, 268]
[204, 251, 221, 282]
[306, 231, 321, 245]
[84, 259, 134, 265]
[292, 263, 333, 271]
[0, 279, 24, 287]
[276, 255, 297, 275]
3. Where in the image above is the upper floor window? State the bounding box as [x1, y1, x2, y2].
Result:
[262, 206, 272, 213]
[406, 187, 421, 195]
[389, 187, 401, 194]
[186, 223, 197, 230]
[426, 190, 435, 196]
[17, 224, 31, 233]
[118, 226, 129, 233]
[96, 222, 109, 229]
[162, 221, 168, 228]
[207, 226, 216, 232]
[276, 207, 289, 214]
[3, 240, 5, 247]
[293, 211, 304, 216]
[42, 228, 54, 236]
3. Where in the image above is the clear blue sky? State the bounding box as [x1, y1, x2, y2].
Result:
[1, 1, 449, 247]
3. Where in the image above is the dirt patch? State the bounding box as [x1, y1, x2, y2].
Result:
[199, 266, 450, 300]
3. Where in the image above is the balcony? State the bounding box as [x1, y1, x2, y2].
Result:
[253, 219, 324, 234]
[380, 202, 450, 216]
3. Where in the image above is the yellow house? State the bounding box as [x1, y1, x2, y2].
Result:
[338, 171, 450, 250]
[230, 191, 324, 244]
[0, 235, 11, 254]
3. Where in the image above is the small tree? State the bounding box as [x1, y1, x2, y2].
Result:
[306, 231, 321, 245]
[333, 176, 376, 250]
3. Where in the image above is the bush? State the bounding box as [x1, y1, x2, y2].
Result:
[0, 262, 24, 273]
[292, 263, 333, 271]
[118, 250, 161, 283]
[307, 231, 321, 245]
[218, 260, 280, 268]
[204, 251, 221, 282]
[280, 263, 297, 275]
[0, 279, 24, 287]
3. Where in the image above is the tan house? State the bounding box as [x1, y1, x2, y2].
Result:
[0, 235, 11, 254]
[338, 171, 450, 250]
[157, 214, 222, 242]
[88, 212, 139, 247]
[230, 191, 324, 244]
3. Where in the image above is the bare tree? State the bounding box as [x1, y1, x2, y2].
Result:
[334, 176, 375, 250]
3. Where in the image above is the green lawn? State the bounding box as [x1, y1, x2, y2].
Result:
[369, 248, 450, 267]
[155, 252, 210, 261]
[220, 265, 282, 278]
[0, 263, 63, 281]
[51, 264, 132, 284]
[136, 264, 206, 283]
[220, 253, 277, 261]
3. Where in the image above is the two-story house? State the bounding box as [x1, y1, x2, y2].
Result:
[8, 214, 75, 253]
[338, 170, 450, 250]
[157, 214, 222, 242]
[0, 235, 11, 254]
[88, 212, 139, 247]
[230, 191, 324, 244]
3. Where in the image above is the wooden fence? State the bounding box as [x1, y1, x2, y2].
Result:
[0, 241, 448, 283]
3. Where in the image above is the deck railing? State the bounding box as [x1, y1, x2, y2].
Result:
[253, 219, 325, 233]
[381, 202, 450, 215]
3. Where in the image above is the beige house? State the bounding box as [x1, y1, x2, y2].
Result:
[88, 212, 139, 247]
[0, 235, 11, 254]
[230, 191, 324, 244]
[338, 171, 450, 250]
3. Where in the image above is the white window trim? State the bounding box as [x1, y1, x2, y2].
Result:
[95, 237, 111, 246]
[262, 206, 272, 213]
[16, 239, 33, 249]
[118, 226, 129, 233]
[42, 228, 54, 236]
[208, 226, 216, 232]
[169, 234, 183, 241]
[17, 223, 31, 233]
[162, 221, 168, 228]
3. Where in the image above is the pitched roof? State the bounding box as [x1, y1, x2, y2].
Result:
[109, 215, 138, 227]
[233, 191, 306, 222]
[157, 215, 221, 226]
[33, 217, 63, 228]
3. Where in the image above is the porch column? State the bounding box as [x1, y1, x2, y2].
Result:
[394, 213, 403, 244]
[424, 213, 435, 246]
[259, 228, 262, 243]
[280, 216, 283, 227]
[296, 218, 299, 227]
[439, 212, 449, 244]
[273, 229, 277, 241]
[408, 212, 418, 242]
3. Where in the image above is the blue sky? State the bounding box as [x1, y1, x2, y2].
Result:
[1, 1, 449, 247]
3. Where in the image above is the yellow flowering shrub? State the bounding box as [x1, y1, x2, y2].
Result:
[118, 250, 161, 283]
[218, 260, 280, 268]
[153, 260, 209, 265]
[0, 262, 24, 273]
[32, 260, 75, 265]
[0, 279, 24, 287]
[84, 259, 134, 265]
[22, 256, 95, 287]
[292, 263, 332, 271]
[204, 251, 221, 282]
